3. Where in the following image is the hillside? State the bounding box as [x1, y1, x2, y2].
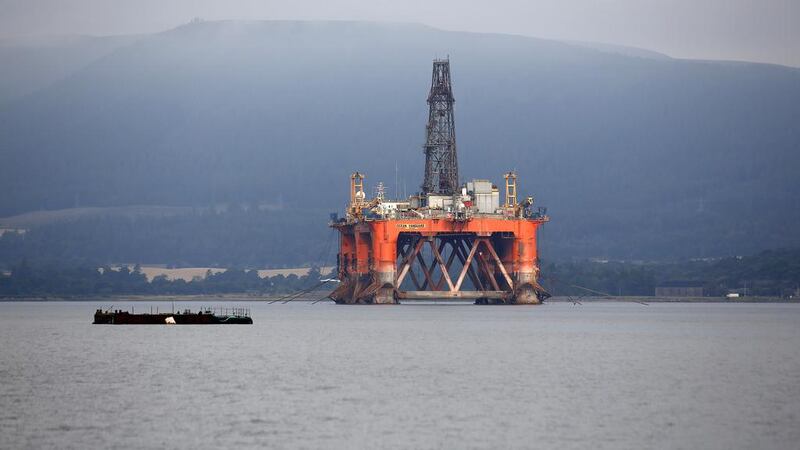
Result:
[1, 20, 799, 261]
[0, 34, 142, 105]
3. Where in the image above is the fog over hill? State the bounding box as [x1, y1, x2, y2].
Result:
[1, 20, 799, 262]
[0, 34, 142, 105]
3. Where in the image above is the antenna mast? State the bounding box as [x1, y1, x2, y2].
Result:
[421, 59, 459, 195]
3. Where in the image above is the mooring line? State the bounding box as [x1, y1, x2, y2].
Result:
[267, 280, 332, 304]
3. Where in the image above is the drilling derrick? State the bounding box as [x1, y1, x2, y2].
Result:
[329, 59, 550, 305]
[422, 59, 459, 195]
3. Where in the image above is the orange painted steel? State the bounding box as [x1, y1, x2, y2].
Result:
[330, 216, 549, 304]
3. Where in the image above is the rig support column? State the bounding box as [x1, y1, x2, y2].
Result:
[511, 224, 542, 304]
[370, 221, 398, 304]
[353, 228, 373, 301]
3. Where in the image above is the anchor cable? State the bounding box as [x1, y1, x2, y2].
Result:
[266, 228, 338, 304]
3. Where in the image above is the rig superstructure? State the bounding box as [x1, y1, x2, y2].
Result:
[329, 59, 550, 304]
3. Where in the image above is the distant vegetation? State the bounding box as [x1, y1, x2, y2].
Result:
[1, 249, 797, 298]
[0, 262, 332, 298]
[543, 248, 800, 298]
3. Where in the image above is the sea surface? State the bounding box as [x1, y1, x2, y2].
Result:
[1, 301, 799, 449]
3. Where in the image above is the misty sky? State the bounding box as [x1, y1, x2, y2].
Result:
[1, 0, 798, 67]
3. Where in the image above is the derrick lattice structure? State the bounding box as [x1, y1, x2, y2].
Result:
[421, 59, 459, 195]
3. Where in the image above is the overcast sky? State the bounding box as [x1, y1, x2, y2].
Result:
[1, 0, 797, 66]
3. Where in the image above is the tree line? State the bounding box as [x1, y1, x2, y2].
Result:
[0, 262, 332, 297]
[1, 248, 797, 298]
[541, 248, 800, 298]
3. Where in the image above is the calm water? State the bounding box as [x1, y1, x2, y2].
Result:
[1, 301, 799, 449]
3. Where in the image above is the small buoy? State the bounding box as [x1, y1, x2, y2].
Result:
[165, 316, 176, 324]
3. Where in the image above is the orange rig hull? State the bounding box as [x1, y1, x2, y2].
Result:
[330, 216, 549, 304]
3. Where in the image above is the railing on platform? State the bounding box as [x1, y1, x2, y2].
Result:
[199, 307, 250, 317]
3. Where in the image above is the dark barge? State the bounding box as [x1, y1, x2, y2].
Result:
[93, 307, 253, 325]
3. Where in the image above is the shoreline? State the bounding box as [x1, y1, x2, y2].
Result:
[1, 294, 796, 303]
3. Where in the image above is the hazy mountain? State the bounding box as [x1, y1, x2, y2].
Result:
[0, 34, 142, 105]
[561, 40, 672, 61]
[1, 20, 798, 261]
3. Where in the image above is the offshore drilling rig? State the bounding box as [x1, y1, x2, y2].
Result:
[329, 59, 550, 304]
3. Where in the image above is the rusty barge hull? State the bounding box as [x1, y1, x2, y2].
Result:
[93, 310, 253, 325]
